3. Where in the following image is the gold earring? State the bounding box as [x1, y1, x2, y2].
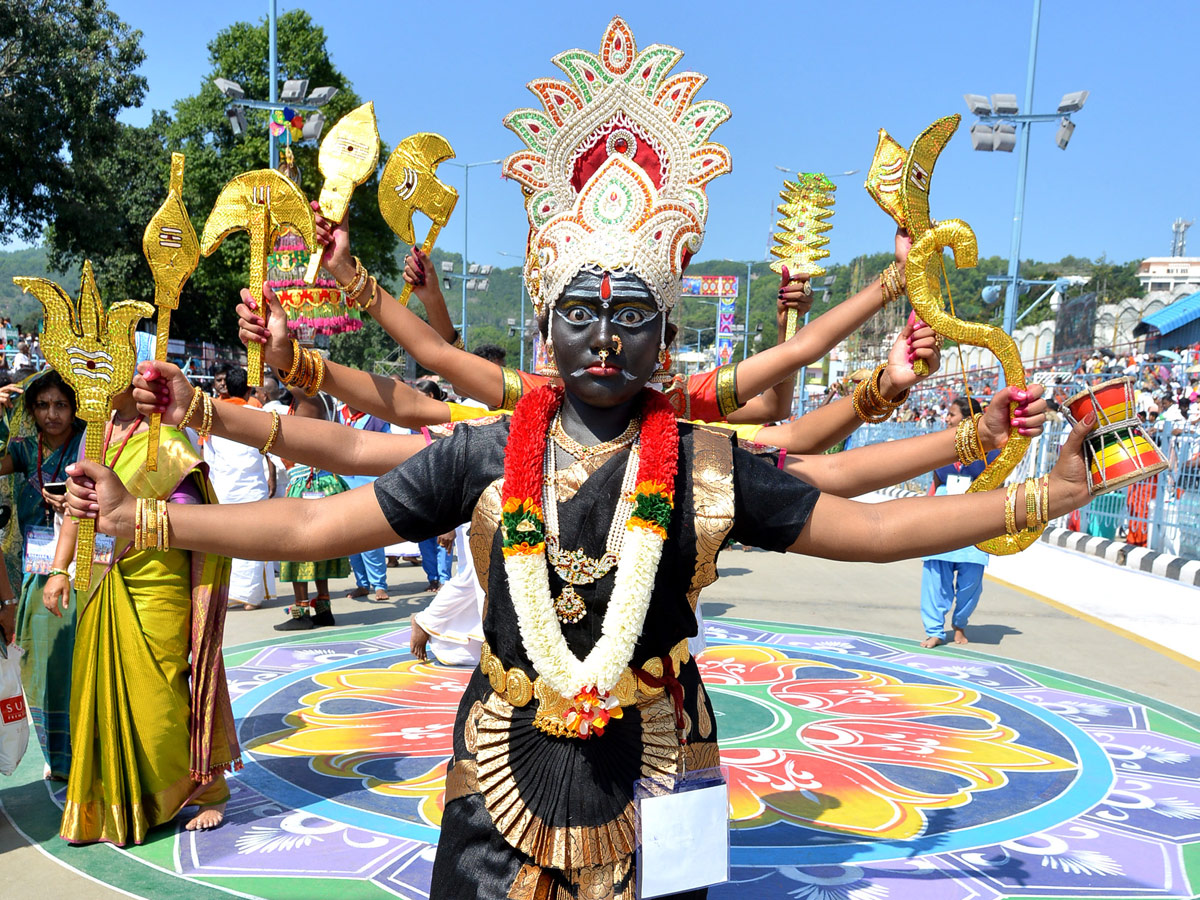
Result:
[651, 346, 674, 383]
[541, 340, 560, 379]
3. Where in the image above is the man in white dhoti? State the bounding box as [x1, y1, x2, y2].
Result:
[409, 525, 484, 666]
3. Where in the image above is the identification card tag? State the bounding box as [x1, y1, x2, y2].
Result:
[301, 491, 323, 501]
[22, 526, 56, 575]
[635, 766, 729, 897]
[92, 534, 116, 566]
[945, 473, 972, 496]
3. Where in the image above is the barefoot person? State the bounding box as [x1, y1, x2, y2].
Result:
[71, 20, 1093, 895]
[44, 386, 238, 843]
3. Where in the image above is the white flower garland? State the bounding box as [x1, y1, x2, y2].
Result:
[505, 515, 665, 699]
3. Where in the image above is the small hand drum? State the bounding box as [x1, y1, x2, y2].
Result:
[1064, 377, 1168, 495]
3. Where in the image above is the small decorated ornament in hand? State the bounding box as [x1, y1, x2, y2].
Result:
[769, 172, 836, 339]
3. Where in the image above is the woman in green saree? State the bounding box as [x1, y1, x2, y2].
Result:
[0, 370, 85, 779]
[43, 387, 239, 844]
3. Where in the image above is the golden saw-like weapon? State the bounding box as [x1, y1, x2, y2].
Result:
[769, 172, 836, 341]
[905, 220, 1040, 555]
[14, 263, 154, 589]
[201, 170, 315, 386]
[142, 153, 198, 471]
[378, 133, 459, 307]
[302, 102, 381, 285]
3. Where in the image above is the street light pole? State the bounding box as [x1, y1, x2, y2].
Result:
[1002, 0, 1042, 337]
[444, 160, 502, 347]
[268, 0, 278, 169]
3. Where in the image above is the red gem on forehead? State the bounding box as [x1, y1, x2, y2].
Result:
[600, 273, 612, 300]
[613, 137, 628, 153]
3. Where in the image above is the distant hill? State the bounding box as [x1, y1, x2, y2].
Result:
[0, 247, 80, 331]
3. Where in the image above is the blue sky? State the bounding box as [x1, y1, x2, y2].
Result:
[87, 1, 1200, 272]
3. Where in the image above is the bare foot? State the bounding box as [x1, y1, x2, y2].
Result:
[953, 627, 969, 645]
[920, 635, 945, 649]
[185, 802, 226, 831]
[373, 588, 390, 602]
[410, 621, 430, 661]
[348, 586, 369, 599]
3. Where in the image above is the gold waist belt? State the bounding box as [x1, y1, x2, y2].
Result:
[479, 638, 691, 737]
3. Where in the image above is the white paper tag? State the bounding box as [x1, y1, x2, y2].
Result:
[636, 768, 729, 897]
[945, 473, 972, 495]
[301, 491, 323, 501]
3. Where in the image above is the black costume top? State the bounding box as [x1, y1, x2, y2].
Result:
[374, 418, 818, 898]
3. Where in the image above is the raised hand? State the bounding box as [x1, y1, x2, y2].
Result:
[65, 459, 136, 542]
[1049, 413, 1097, 515]
[894, 226, 912, 268]
[778, 265, 814, 328]
[132, 360, 196, 426]
[881, 312, 940, 397]
[237, 285, 293, 371]
[312, 199, 354, 285]
[404, 246, 447, 308]
[978, 384, 1047, 451]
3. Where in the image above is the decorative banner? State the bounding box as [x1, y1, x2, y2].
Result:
[378, 133, 459, 308]
[14, 262, 153, 589]
[141, 152, 198, 471]
[716, 293, 738, 366]
[681, 275, 738, 297]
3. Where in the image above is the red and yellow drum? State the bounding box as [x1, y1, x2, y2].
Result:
[1064, 377, 1168, 495]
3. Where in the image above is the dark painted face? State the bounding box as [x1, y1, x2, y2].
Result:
[550, 270, 663, 409]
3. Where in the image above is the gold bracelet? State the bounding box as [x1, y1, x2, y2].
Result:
[283, 339, 303, 384]
[179, 388, 203, 429]
[955, 417, 984, 465]
[134, 498, 143, 551]
[261, 411, 281, 455]
[1024, 477, 1038, 532]
[362, 276, 381, 312]
[868, 364, 907, 409]
[451, 330, 465, 351]
[157, 499, 167, 551]
[1040, 474, 1051, 527]
[145, 497, 157, 549]
[1004, 482, 1019, 536]
[852, 377, 892, 424]
[198, 391, 214, 440]
[337, 256, 368, 297]
[308, 351, 326, 397]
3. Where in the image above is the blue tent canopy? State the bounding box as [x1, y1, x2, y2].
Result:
[1135, 291, 1200, 337]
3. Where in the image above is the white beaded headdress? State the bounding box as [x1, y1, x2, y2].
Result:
[503, 17, 732, 319]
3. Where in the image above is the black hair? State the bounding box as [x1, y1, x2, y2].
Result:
[225, 367, 250, 398]
[414, 379, 445, 401]
[23, 370, 80, 428]
[951, 396, 984, 418]
[473, 343, 507, 366]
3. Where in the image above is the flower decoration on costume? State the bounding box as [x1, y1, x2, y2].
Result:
[500, 385, 678, 735]
[503, 16, 731, 316]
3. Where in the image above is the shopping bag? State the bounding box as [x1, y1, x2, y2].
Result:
[0, 640, 30, 776]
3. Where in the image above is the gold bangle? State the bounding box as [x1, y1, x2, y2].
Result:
[337, 255, 368, 296]
[363, 276, 381, 311]
[145, 497, 157, 549]
[198, 391, 213, 440]
[1041, 474, 1051, 527]
[283, 339, 303, 384]
[308, 351, 326, 397]
[1024, 477, 1038, 532]
[852, 377, 891, 424]
[955, 417, 984, 465]
[261, 411, 281, 455]
[162, 499, 170, 552]
[868, 364, 907, 409]
[451, 330, 465, 351]
[1005, 482, 1019, 536]
[134, 498, 143, 551]
[179, 388, 203, 428]
[157, 499, 167, 551]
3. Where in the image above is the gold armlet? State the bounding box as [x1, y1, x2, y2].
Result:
[499, 367, 525, 412]
[261, 411, 281, 456]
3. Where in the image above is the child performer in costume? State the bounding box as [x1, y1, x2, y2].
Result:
[71, 19, 1088, 898]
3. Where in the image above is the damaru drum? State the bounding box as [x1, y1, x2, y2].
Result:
[1064, 377, 1168, 495]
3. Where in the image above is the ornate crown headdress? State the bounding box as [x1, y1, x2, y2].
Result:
[503, 17, 732, 320]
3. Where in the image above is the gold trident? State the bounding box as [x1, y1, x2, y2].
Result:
[14, 263, 153, 590]
[142, 153, 199, 471]
[201, 170, 315, 386]
[378, 133, 459, 307]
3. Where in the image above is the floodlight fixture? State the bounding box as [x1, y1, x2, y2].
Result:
[213, 78, 245, 99]
[468, 263, 480, 274]
[443, 277, 453, 291]
[1055, 117, 1075, 150]
[981, 284, 1002, 305]
[440, 261, 454, 273]
[821, 275, 836, 286]
[480, 265, 493, 275]
[307, 86, 339, 106]
[300, 112, 325, 141]
[226, 107, 248, 135]
[478, 279, 490, 291]
[993, 122, 1016, 152]
[963, 93, 992, 116]
[465, 279, 477, 290]
[1057, 90, 1089, 113]
[970, 123, 995, 151]
[280, 79, 309, 102]
[991, 93, 1019, 115]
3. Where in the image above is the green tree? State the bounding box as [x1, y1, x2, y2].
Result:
[0, 0, 146, 242]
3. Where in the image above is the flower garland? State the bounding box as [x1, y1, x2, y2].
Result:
[501, 385, 678, 737]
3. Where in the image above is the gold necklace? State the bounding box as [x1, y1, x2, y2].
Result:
[550, 411, 640, 460]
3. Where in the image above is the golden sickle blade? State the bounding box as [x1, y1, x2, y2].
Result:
[142, 153, 199, 472]
[769, 172, 836, 340]
[905, 220, 1039, 555]
[302, 102, 381, 285]
[201, 170, 315, 386]
[14, 262, 154, 589]
[864, 115, 961, 376]
[378, 133, 459, 307]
